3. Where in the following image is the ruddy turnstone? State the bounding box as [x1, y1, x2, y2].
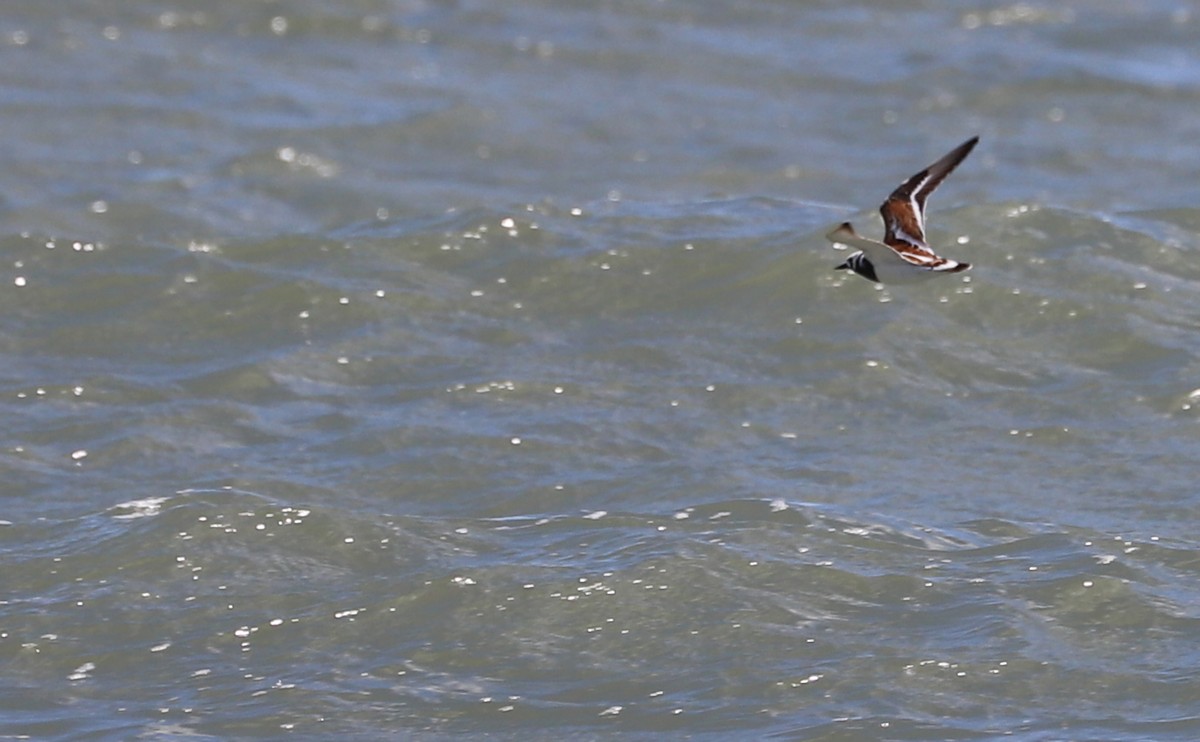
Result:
[826, 136, 978, 284]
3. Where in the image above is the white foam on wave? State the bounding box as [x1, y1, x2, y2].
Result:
[109, 496, 169, 519]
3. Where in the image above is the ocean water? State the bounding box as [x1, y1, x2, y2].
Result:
[4, 1, 1200, 739]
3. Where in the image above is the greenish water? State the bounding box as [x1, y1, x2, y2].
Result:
[4, 1, 1200, 739]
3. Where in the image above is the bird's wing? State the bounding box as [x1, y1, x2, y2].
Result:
[880, 136, 979, 250]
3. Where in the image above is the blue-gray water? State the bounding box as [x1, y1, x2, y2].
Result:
[4, 1, 1200, 739]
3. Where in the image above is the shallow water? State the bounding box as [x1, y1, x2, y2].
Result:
[4, 1, 1200, 739]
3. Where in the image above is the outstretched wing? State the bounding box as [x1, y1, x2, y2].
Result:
[826, 221, 970, 276]
[879, 136, 978, 250]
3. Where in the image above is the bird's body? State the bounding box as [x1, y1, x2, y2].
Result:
[826, 136, 978, 284]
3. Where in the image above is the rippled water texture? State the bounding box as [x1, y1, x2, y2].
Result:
[4, 1, 1200, 739]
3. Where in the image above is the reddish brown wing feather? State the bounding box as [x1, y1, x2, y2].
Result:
[900, 250, 971, 271]
[880, 136, 979, 249]
[889, 241, 943, 266]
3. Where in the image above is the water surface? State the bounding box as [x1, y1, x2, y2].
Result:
[4, 1, 1200, 739]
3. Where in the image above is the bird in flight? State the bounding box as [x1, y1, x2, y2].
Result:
[825, 136, 978, 284]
